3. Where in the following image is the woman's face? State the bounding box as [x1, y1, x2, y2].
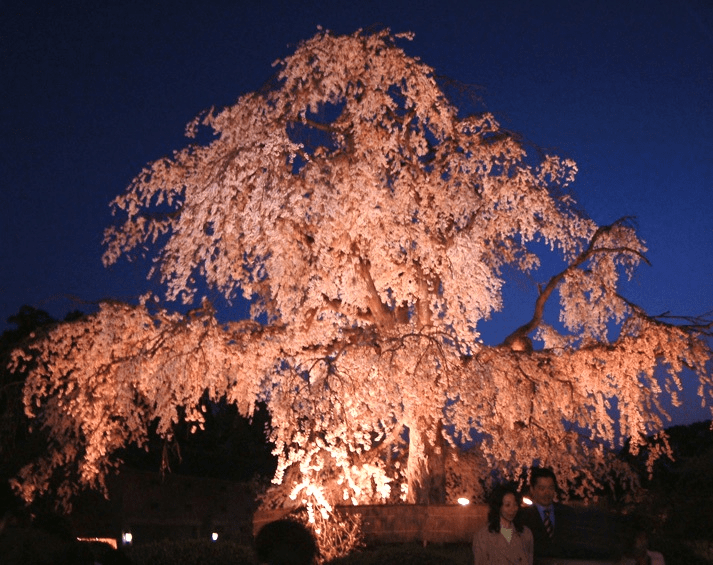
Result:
[500, 493, 519, 523]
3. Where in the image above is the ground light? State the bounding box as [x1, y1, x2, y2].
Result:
[457, 497, 470, 506]
[76, 537, 118, 550]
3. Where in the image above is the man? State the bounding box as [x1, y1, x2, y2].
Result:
[520, 467, 574, 561]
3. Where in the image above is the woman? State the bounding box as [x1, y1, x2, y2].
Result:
[473, 485, 533, 565]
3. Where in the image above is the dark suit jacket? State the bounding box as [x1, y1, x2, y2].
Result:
[520, 502, 574, 559]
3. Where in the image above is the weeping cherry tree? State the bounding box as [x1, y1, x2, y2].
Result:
[11, 29, 713, 517]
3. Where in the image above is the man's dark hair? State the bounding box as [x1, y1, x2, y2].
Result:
[530, 467, 557, 488]
[486, 484, 525, 534]
[255, 519, 318, 565]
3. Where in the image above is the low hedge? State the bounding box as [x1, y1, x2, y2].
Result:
[125, 539, 256, 565]
[125, 540, 472, 565]
[326, 543, 471, 565]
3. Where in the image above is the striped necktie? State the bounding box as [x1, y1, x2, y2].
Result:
[543, 508, 554, 538]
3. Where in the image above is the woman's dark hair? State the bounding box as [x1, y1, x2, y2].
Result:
[487, 485, 524, 534]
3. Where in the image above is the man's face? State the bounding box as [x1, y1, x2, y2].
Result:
[531, 476, 556, 506]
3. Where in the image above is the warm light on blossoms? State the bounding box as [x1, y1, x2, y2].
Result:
[9, 29, 712, 532]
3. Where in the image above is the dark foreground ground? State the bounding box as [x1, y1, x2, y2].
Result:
[2, 532, 712, 565]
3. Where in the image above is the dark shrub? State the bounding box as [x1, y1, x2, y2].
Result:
[125, 538, 256, 565]
[326, 543, 470, 565]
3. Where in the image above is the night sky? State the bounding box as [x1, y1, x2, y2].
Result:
[2, 0, 712, 424]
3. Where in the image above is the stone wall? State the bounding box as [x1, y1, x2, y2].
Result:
[340, 503, 488, 544]
[253, 504, 489, 545]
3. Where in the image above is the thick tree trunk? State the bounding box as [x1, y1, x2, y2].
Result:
[405, 416, 446, 504]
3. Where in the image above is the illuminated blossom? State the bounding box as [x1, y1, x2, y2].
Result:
[11, 29, 712, 512]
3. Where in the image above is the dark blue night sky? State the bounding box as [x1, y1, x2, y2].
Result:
[2, 0, 712, 423]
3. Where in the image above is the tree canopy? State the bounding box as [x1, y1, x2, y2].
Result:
[10, 29, 713, 511]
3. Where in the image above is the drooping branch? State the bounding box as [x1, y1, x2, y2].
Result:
[618, 296, 713, 337]
[502, 218, 650, 348]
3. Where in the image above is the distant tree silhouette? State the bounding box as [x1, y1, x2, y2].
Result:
[120, 399, 276, 482]
[0, 306, 58, 481]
